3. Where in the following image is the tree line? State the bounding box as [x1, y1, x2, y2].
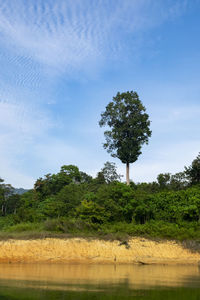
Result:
[0, 154, 199, 232]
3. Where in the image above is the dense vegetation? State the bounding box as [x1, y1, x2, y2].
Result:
[0, 154, 200, 241]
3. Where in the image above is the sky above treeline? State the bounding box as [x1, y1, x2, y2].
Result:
[0, 0, 200, 188]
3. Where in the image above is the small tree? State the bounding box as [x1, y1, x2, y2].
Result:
[99, 91, 151, 185]
[101, 161, 122, 183]
[0, 178, 14, 216]
[157, 173, 171, 190]
[169, 172, 189, 190]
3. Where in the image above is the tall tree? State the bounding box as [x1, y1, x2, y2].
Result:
[99, 91, 151, 185]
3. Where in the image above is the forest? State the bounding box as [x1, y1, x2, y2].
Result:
[0, 153, 200, 241]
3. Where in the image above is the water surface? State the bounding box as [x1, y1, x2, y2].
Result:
[0, 264, 199, 299]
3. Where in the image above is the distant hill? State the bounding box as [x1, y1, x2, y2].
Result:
[14, 188, 29, 195]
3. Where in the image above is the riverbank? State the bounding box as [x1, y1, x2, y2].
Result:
[0, 237, 200, 264]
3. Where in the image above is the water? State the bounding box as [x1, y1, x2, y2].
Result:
[0, 264, 199, 299]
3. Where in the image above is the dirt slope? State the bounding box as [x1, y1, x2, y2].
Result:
[0, 237, 199, 264]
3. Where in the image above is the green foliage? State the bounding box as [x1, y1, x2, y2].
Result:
[101, 220, 200, 240]
[38, 197, 65, 218]
[94, 171, 106, 185]
[0, 178, 15, 216]
[1, 154, 200, 241]
[55, 184, 86, 215]
[43, 219, 65, 232]
[4, 179, 200, 240]
[99, 91, 151, 164]
[135, 181, 160, 193]
[34, 165, 82, 197]
[80, 171, 93, 183]
[43, 218, 99, 233]
[157, 173, 171, 189]
[94, 182, 135, 222]
[16, 190, 41, 222]
[185, 152, 200, 185]
[170, 172, 189, 190]
[156, 172, 189, 191]
[5, 222, 43, 233]
[0, 215, 16, 230]
[77, 200, 107, 224]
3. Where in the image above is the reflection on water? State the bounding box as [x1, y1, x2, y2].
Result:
[0, 264, 199, 299]
[0, 264, 200, 288]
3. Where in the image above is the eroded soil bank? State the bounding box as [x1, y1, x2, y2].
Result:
[0, 237, 199, 264]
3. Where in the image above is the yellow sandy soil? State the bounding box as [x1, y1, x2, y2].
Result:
[0, 237, 199, 264]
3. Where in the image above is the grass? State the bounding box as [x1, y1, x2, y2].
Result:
[0, 218, 200, 245]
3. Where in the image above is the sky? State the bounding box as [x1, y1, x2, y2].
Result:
[0, 0, 200, 188]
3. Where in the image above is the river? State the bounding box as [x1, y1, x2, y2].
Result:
[0, 264, 199, 299]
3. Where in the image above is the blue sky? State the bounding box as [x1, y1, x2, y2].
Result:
[0, 0, 200, 188]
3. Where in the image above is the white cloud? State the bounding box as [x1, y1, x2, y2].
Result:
[0, 0, 188, 73]
[0, 101, 51, 138]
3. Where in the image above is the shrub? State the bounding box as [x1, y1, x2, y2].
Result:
[5, 222, 43, 233]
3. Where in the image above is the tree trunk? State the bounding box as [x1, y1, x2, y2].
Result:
[126, 162, 130, 185]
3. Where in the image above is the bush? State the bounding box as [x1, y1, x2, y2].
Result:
[43, 219, 64, 232]
[100, 220, 200, 240]
[43, 218, 100, 233]
[5, 222, 43, 233]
